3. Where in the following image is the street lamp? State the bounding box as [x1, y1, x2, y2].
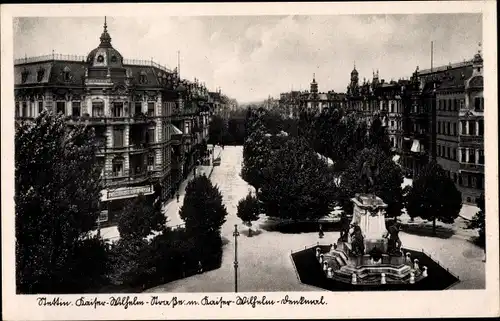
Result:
[233, 224, 240, 293]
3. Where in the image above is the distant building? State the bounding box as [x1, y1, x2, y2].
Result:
[275, 48, 484, 204]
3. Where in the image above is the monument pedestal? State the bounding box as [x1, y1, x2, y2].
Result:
[321, 193, 418, 285]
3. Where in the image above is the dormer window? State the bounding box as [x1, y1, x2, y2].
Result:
[21, 69, 29, 83]
[139, 71, 148, 84]
[63, 66, 71, 82]
[37, 68, 45, 82]
[97, 55, 104, 63]
[111, 55, 117, 63]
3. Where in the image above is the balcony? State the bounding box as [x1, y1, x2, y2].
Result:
[459, 162, 484, 173]
[459, 135, 484, 145]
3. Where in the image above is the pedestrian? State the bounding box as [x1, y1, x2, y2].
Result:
[319, 223, 324, 239]
[176, 192, 180, 203]
[197, 260, 203, 274]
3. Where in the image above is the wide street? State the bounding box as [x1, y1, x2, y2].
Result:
[146, 146, 485, 293]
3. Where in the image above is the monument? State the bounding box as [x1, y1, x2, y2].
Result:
[316, 160, 426, 285]
[316, 193, 426, 285]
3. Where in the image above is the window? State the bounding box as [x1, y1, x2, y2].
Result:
[453, 99, 457, 111]
[390, 120, 395, 128]
[437, 121, 441, 134]
[478, 120, 484, 136]
[134, 102, 142, 116]
[112, 157, 124, 176]
[147, 102, 155, 116]
[15, 102, 20, 117]
[438, 100, 442, 110]
[477, 175, 483, 190]
[447, 122, 451, 136]
[37, 69, 45, 82]
[97, 55, 104, 63]
[147, 128, 155, 144]
[447, 147, 451, 159]
[92, 101, 104, 117]
[139, 71, 147, 84]
[460, 148, 466, 162]
[479, 150, 484, 165]
[461, 120, 467, 135]
[468, 175, 473, 188]
[474, 97, 481, 111]
[22, 102, 28, 117]
[453, 123, 457, 136]
[96, 157, 105, 176]
[63, 67, 71, 82]
[148, 153, 155, 166]
[113, 128, 124, 147]
[469, 121, 476, 136]
[38, 101, 44, 114]
[390, 137, 394, 147]
[72, 101, 81, 117]
[453, 148, 457, 160]
[98, 211, 109, 223]
[390, 103, 394, 113]
[459, 99, 465, 109]
[468, 149, 475, 164]
[111, 56, 117, 63]
[113, 102, 124, 117]
[458, 174, 463, 185]
[21, 70, 29, 83]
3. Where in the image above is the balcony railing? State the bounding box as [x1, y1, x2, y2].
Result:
[14, 53, 173, 72]
[459, 135, 484, 144]
[14, 54, 86, 65]
[459, 162, 484, 173]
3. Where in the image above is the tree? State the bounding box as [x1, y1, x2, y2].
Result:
[241, 118, 271, 191]
[367, 116, 391, 155]
[338, 148, 404, 218]
[406, 161, 462, 234]
[466, 193, 485, 247]
[15, 111, 108, 293]
[179, 175, 228, 268]
[208, 115, 226, 145]
[259, 137, 336, 221]
[180, 175, 227, 235]
[237, 193, 260, 236]
[117, 193, 166, 239]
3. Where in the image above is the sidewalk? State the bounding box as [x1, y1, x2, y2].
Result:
[162, 145, 222, 228]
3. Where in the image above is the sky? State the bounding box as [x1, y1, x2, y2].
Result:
[14, 14, 482, 104]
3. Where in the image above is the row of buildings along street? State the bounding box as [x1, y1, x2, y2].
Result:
[14, 18, 236, 227]
[274, 47, 484, 204]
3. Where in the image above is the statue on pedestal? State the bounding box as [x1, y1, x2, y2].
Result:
[350, 224, 365, 256]
[339, 213, 350, 242]
[385, 221, 402, 256]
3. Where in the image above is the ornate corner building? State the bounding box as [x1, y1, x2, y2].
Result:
[14, 19, 221, 226]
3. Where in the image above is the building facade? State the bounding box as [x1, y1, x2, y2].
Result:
[14, 19, 214, 225]
[275, 49, 484, 204]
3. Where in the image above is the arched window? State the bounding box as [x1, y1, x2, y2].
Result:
[112, 157, 124, 177]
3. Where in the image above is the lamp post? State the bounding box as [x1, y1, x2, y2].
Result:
[233, 224, 240, 293]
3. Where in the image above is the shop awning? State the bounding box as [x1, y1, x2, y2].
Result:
[410, 139, 420, 153]
[170, 124, 183, 135]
